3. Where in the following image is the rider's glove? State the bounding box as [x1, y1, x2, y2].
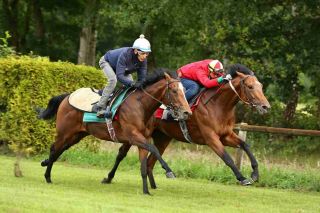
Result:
[132, 81, 144, 89]
[223, 74, 232, 81]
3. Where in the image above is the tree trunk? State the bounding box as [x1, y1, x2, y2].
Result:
[77, 0, 99, 66]
[143, 24, 156, 70]
[31, 0, 45, 39]
[14, 153, 23, 177]
[283, 80, 299, 125]
[78, 26, 97, 66]
[2, 0, 21, 50]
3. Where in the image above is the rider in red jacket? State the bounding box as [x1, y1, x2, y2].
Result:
[177, 59, 230, 101]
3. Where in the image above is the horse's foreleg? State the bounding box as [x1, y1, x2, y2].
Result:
[147, 130, 172, 189]
[138, 148, 150, 195]
[222, 133, 258, 184]
[101, 144, 131, 184]
[130, 134, 175, 179]
[240, 141, 259, 182]
[220, 151, 252, 185]
[206, 134, 252, 186]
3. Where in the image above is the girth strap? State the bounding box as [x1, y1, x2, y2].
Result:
[179, 120, 193, 143]
[105, 118, 119, 143]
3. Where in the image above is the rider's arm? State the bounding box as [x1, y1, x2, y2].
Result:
[196, 70, 221, 88]
[116, 52, 134, 87]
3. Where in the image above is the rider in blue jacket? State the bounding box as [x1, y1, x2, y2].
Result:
[92, 34, 151, 117]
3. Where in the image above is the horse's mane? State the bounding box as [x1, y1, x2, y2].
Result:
[144, 68, 178, 86]
[226, 64, 254, 78]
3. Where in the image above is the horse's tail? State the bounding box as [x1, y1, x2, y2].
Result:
[37, 94, 69, 120]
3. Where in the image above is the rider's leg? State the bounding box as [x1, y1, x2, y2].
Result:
[93, 56, 117, 117]
[180, 78, 201, 102]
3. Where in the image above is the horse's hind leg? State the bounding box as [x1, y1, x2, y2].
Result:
[42, 136, 67, 183]
[147, 130, 172, 189]
[101, 144, 132, 184]
[42, 132, 87, 183]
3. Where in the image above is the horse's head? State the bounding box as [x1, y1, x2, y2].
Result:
[162, 72, 192, 120]
[227, 64, 271, 114]
[143, 68, 192, 120]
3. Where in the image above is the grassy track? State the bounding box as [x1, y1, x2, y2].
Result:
[0, 155, 319, 213]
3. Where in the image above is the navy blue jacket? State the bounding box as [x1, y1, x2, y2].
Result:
[104, 47, 147, 86]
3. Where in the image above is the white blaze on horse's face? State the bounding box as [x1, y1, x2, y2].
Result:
[253, 80, 262, 87]
[178, 82, 188, 102]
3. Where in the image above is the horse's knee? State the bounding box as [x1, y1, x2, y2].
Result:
[41, 159, 49, 167]
[240, 141, 250, 149]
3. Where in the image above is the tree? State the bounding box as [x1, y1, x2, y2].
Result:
[77, 0, 100, 66]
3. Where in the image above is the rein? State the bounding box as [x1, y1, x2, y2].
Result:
[228, 77, 250, 106]
[205, 75, 257, 107]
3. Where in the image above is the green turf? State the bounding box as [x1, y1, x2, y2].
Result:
[1, 155, 319, 213]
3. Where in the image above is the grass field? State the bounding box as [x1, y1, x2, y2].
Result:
[1, 155, 319, 213]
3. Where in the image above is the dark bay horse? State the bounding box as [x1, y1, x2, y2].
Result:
[102, 64, 271, 187]
[38, 69, 192, 194]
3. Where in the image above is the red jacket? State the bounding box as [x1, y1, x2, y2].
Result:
[178, 59, 223, 88]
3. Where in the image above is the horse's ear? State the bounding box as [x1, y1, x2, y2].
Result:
[164, 72, 171, 80]
[236, 71, 246, 78]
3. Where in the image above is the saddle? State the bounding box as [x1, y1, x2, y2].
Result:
[68, 87, 132, 123]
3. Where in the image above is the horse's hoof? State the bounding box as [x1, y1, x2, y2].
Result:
[251, 174, 259, 182]
[143, 191, 152, 195]
[239, 179, 253, 186]
[166, 171, 176, 179]
[101, 178, 112, 184]
[45, 178, 52, 183]
[41, 159, 49, 167]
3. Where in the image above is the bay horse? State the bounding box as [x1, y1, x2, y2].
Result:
[102, 64, 271, 187]
[38, 68, 192, 194]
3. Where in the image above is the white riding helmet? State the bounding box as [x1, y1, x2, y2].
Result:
[208, 60, 224, 72]
[132, 34, 151, 52]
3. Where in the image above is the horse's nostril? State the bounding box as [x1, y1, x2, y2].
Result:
[183, 111, 192, 118]
[262, 105, 270, 110]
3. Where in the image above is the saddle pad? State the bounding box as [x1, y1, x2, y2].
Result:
[109, 87, 131, 119]
[83, 112, 105, 123]
[82, 87, 131, 122]
[69, 88, 100, 112]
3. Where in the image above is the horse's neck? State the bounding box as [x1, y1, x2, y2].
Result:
[139, 80, 166, 119]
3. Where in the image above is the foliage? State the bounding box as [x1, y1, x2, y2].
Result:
[0, 31, 15, 57]
[0, 56, 105, 154]
[0, 0, 319, 155]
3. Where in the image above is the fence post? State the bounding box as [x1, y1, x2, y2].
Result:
[235, 123, 248, 170]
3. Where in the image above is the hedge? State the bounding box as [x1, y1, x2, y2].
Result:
[0, 56, 105, 154]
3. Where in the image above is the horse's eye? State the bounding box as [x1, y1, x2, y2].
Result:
[248, 85, 253, 89]
[172, 89, 178, 94]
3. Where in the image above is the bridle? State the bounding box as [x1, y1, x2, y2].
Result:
[228, 75, 258, 107]
[141, 78, 182, 114]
